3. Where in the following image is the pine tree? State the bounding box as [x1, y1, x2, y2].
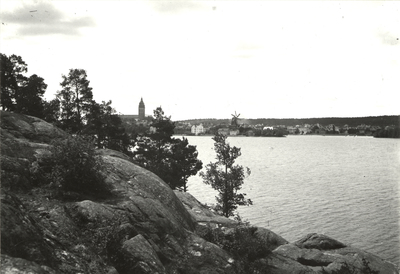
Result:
[134, 107, 202, 190]
[15, 74, 47, 118]
[0, 54, 28, 111]
[85, 100, 134, 155]
[200, 133, 252, 217]
[56, 69, 93, 133]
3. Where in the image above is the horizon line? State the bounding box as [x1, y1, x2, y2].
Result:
[174, 114, 400, 121]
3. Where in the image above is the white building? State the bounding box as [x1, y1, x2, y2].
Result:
[191, 124, 205, 135]
[263, 126, 274, 130]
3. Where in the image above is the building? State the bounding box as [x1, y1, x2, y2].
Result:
[119, 98, 147, 122]
[287, 126, 297, 134]
[298, 126, 311, 135]
[138, 98, 145, 120]
[191, 124, 205, 135]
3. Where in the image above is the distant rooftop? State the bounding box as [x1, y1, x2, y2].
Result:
[119, 114, 139, 119]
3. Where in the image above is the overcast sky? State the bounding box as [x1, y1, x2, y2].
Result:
[1, 0, 399, 120]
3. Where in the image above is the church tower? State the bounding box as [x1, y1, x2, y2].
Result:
[138, 98, 145, 120]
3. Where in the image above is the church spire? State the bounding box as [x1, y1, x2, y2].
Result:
[138, 98, 145, 120]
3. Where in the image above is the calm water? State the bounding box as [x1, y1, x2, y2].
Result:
[183, 135, 400, 266]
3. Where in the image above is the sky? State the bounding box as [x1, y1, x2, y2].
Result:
[1, 0, 399, 121]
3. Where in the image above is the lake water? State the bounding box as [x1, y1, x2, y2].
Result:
[182, 135, 400, 266]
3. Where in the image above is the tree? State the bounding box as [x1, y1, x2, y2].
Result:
[43, 98, 61, 125]
[200, 133, 252, 217]
[85, 100, 134, 155]
[1, 53, 28, 111]
[15, 74, 47, 118]
[56, 69, 93, 133]
[134, 107, 175, 174]
[163, 137, 203, 191]
[1, 53, 49, 118]
[149, 107, 175, 143]
[134, 107, 202, 190]
[374, 126, 400, 138]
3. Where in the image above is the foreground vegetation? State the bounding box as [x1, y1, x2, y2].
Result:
[198, 223, 272, 273]
[31, 136, 112, 200]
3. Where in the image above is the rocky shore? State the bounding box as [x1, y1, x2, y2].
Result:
[1, 111, 398, 273]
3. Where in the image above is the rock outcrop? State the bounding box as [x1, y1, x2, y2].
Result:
[266, 233, 398, 274]
[1, 111, 398, 274]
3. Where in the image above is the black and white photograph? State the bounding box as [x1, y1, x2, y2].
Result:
[1, 1, 399, 273]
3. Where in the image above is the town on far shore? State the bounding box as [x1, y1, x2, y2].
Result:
[120, 98, 400, 138]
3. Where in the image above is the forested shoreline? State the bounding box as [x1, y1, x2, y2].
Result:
[179, 116, 400, 128]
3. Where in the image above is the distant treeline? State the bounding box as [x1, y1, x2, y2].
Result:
[180, 116, 400, 127]
[374, 127, 400, 138]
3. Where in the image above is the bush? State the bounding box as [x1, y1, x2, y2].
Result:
[31, 136, 112, 200]
[199, 223, 271, 273]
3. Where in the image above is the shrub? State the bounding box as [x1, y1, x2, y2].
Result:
[199, 223, 271, 273]
[31, 136, 112, 200]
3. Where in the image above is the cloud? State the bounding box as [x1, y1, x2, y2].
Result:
[1, 0, 95, 37]
[377, 30, 399, 46]
[149, 0, 208, 14]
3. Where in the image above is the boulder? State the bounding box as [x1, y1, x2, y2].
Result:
[99, 155, 195, 237]
[0, 111, 67, 144]
[253, 227, 289, 252]
[260, 253, 315, 274]
[273, 238, 399, 273]
[0, 111, 67, 191]
[294, 233, 346, 250]
[117, 234, 166, 274]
